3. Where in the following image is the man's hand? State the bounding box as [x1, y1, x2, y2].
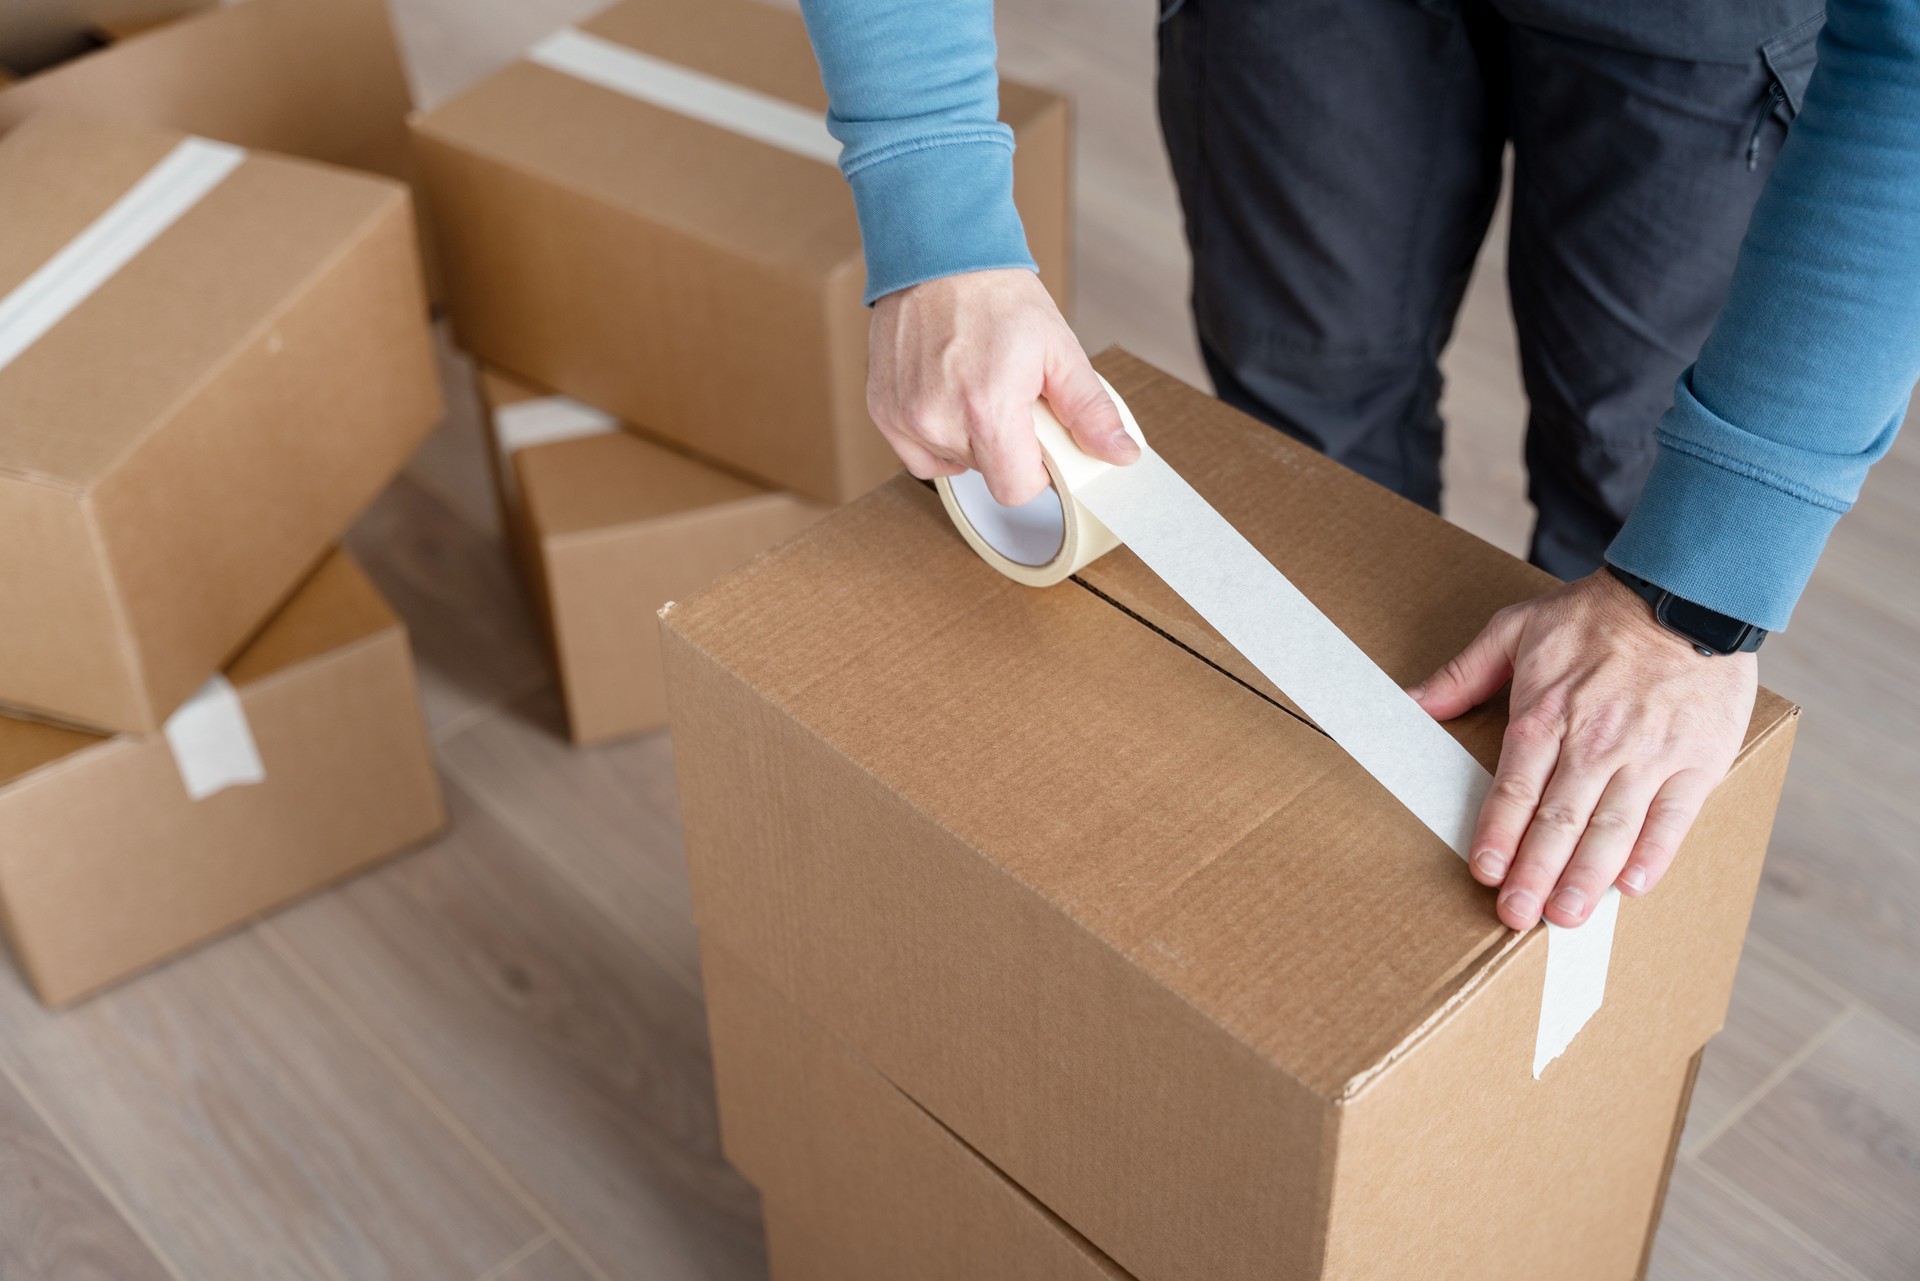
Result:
[868, 268, 1139, 504]
[1410, 570, 1758, 932]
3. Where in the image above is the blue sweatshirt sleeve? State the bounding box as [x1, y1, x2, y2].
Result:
[797, 0, 1037, 304]
[1606, 0, 1920, 633]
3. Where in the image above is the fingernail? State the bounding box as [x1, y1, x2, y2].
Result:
[1619, 865, 1647, 893]
[1472, 849, 1507, 880]
[1113, 433, 1140, 459]
[1550, 886, 1586, 917]
[1406, 683, 1426, 702]
[1500, 889, 1538, 924]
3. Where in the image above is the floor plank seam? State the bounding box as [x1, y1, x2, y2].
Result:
[1742, 931, 1903, 1028]
[471, 1230, 554, 1281]
[0, 1055, 192, 1281]
[434, 747, 707, 1000]
[1690, 1160, 1876, 1281]
[1682, 1005, 1857, 1159]
[255, 919, 619, 1281]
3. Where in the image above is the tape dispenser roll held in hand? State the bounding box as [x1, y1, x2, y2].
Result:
[935, 377, 1620, 1078]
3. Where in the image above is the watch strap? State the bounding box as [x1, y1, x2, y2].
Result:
[1604, 565, 1766, 654]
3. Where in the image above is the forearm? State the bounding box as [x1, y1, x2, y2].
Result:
[797, 0, 1034, 302]
[1607, 0, 1920, 631]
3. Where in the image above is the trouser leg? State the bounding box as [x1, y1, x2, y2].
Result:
[1156, 0, 1508, 510]
[1502, 13, 1819, 577]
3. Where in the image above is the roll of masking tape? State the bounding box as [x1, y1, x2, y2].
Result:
[936, 378, 1619, 1079]
[934, 375, 1143, 587]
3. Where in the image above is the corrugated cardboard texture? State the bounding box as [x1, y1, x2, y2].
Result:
[663, 350, 1799, 1280]
[477, 367, 827, 743]
[413, 0, 1071, 504]
[0, 0, 417, 214]
[0, 112, 440, 733]
[0, 550, 445, 1007]
[705, 945, 1129, 1281]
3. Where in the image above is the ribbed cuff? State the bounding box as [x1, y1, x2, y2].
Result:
[845, 137, 1036, 304]
[1606, 441, 1844, 634]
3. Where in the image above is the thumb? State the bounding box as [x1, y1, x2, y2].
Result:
[1044, 347, 1139, 465]
[1409, 606, 1525, 721]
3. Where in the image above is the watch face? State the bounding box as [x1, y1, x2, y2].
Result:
[1658, 595, 1750, 654]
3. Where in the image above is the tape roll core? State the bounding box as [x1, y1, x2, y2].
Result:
[935, 375, 1142, 587]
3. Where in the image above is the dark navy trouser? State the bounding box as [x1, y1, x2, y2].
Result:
[1155, 0, 1822, 579]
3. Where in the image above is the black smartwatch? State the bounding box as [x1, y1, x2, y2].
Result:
[1606, 565, 1766, 656]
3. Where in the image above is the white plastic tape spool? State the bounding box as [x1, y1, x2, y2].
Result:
[937, 377, 1618, 1078]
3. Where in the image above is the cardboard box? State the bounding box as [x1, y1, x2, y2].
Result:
[0, 550, 445, 1007]
[413, 0, 1072, 505]
[0, 112, 440, 733]
[707, 944, 1132, 1281]
[478, 367, 827, 745]
[0, 0, 417, 209]
[0, 2, 213, 71]
[664, 349, 1798, 1281]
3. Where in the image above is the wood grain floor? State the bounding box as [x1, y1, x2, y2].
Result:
[2, 1, 1915, 1278]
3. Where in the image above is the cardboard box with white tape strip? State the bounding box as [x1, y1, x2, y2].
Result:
[0, 0, 421, 254]
[664, 350, 1799, 1281]
[411, 0, 1071, 505]
[0, 111, 440, 734]
[0, 549, 444, 1007]
[704, 944, 1132, 1281]
[479, 366, 827, 744]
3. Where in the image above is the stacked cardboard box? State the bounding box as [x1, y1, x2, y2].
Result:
[0, 0, 430, 286]
[0, 111, 444, 1003]
[478, 368, 827, 744]
[417, 0, 1071, 744]
[668, 351, 1801, 1279]
[414, 0, 1071, 506]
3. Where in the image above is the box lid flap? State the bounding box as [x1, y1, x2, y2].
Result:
[0, 112, 406, 491]
[520, 431, 777, 539]
[663, 349, 1797, 1095]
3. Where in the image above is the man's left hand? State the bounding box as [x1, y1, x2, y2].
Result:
[1409, 569, 1758, 931]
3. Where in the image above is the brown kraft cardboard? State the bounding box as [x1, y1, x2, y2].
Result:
[0, 112, 441, 733]
[663, 349, 1800, 1281]
[705, 945, 1130, 1281]
[0, 550, 445, 1007]
[479, 367, 828, 744]
[413, 0, 1072, 504]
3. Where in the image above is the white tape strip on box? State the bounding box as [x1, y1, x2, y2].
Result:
[489, 395, 621, 512]
[937, 379, 1619, 1078]
[162, 675, 266, 802]
[0, 138, 245, 373]
[527, 27, 839, 165]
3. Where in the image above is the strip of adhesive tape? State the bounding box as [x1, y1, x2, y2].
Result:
[162, 675, 266, 802]
[936, 379, 1619, 1078]
[0, 137, 245, 372]
[490, 395, 622, 515]
[527, 27, 840, 165]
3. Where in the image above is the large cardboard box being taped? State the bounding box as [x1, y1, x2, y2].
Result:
[0, 550, 445, 1007]
[413, 0, 1072, 505]
[478, 367, 829, 744]
[0, 112, 441, 734]
[0, 0, 421, 245]
[707, 944, 1133, 1281]
[664, 350, 1799, 1281]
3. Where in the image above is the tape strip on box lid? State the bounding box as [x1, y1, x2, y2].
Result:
[0, 137, 245, 372]
[527, 27, 840, 165]
[162, 675, 266, 801]
[937, 381, 1619, 1079]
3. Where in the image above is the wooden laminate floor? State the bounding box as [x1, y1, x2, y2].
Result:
[3, 2, 1916, 1278]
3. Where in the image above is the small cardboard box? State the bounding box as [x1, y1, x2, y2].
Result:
[706, 944, 1132, 1281]
[0, 550, 445, 1007]
[0, 112, 440, 733]
[0, 0, 417, 219]
[664, 350, 1797, 1281]
[413, 0, 1072, 505]
[478, 367, 827, 745]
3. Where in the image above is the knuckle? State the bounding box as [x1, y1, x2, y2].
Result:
[1570, 707, 1629, 757]
[1489, 773, 1539, 808]
[1504, 714, 1559, 751]
[1530, 803, 1584, 834]
[1583, 807, 1636, 839]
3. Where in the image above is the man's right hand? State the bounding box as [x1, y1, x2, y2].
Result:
[868, 268, 1141, 505]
